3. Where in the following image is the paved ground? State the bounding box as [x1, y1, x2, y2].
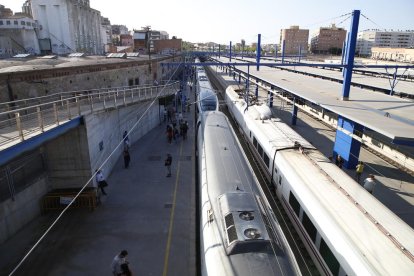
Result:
[1, 93, 196, 276]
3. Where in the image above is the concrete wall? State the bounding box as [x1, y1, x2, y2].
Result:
[85, 99, 162, 185]
[44, 125, 91, 189]
[0, 177, 49, 243]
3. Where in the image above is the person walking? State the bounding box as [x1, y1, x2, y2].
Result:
[166, 125, 173, 144]
[363, 174, 376, 194]
[95, 169, 108, 195]
[336, 154, 344, 168]
[355, 161, 364, 183]
[111, 250, 130, 276]
[165, 153, 172, 177]
[123, 150, 131, 169]
[182, 120, 189, 140]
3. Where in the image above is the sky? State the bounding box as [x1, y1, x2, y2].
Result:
[2, 0, 414, 44]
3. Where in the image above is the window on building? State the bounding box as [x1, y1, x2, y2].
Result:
[21, 21, 25, 25]
[0, 20, 3, 25]
[14, 20, 18, 25]
[6, 20, 11, 25]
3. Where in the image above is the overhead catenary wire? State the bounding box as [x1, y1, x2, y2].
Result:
[8, 64, 183, 276]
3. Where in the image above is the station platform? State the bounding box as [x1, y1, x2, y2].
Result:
[0, 93, 197, 275]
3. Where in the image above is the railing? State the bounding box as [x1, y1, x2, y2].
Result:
[0, 81, 180, 148]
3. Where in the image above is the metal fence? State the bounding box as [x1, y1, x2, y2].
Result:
[0, 150, 46, 203]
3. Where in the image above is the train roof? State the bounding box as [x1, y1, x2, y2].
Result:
[280, 150, 414, 274]
[201, 111, 297, 275]
[226, 85, 414, 274]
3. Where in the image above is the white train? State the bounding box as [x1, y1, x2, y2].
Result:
[195, 62, 217, 112]
[225, 85, 414, 275]
[195, 66, 301, 275]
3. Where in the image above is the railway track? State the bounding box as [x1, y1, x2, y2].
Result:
[207, 68, 320, 276]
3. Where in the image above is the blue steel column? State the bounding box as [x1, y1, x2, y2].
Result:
[341, 40, 346, 68]
[291, 98, 298, 125]
[281, 40, 286, 63]
[255, 84, 259, 97]
[268, 91, 274, 107]
[275, 44, 278, 58]
[256, 34, 261, 71]
[218, 44, 221, 58]
[229, 41, 232, 62]
[246, 65, 250, 92]
[341, 10, 360, 100]
[333, 116, 364, 169]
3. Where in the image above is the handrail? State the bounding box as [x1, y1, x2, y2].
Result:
[0, 80, 176, 113]
[0, 81, 180, 148]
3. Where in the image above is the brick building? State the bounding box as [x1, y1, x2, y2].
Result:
[280, 25, 309, 55]
[154, 39, 182, 54]
[310, 24, 346, 54]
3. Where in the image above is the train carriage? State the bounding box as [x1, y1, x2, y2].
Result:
[225, 85, 414, 275]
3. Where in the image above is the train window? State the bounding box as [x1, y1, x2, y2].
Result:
[320, 238, 340, 276]
[253, 137, 258, 149]
[263, 153, 270, 168]
[274, 167, 278, 174]
[278, 175, 282, 185]
[258, 144, 263, 157]
[288, 192, 300, 217]
[302, 211, 317, 242]
[249, 131, 251, 138]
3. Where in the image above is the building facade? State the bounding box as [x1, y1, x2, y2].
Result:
[0, 4, 40, 56]
[31, 0, 103, 55]
[356, 29, 414, 56]
[280, 25, 309, 55]
[310, 24, 346, 54]
[153, 38, 182, 54]
[371, 47, 414, 63]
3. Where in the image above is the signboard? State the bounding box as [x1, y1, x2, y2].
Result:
[60, 196, 74, 205]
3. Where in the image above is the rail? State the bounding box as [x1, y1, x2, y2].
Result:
[0, 81, 180, 148]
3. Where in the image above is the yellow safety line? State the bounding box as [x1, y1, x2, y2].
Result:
[162, 141, 184, 276]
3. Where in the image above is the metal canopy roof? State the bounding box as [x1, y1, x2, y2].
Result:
[217, 57, 414, 146]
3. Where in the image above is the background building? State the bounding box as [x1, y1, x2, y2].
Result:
[0, 4, 40, 56]
[371, 47, 414, 63]
[31, 0, 103, 55]
[356, 29, 414, 56]
[280, 25, 309, 55]
[101, 17, 112, 53]
[153, 38, 182, 54]
[310, 24, 346, 54]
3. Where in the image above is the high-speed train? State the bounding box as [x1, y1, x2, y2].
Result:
[195, 62, 217, 112]
[225, 85, 414, 275]
[195, 65, 301, 275]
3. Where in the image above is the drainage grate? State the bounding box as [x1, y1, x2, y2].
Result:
[180, 156, 192, 161]
[164, 203, 173, 209]
[148, 156, 161, 161]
